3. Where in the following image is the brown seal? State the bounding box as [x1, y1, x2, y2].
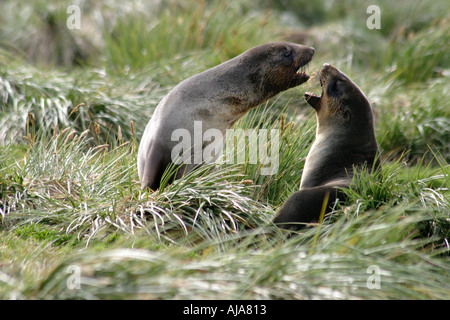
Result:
[138, 42, 315, 190]
[273, 63, 380, 229]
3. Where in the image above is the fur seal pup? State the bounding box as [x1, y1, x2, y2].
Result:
[273, 63, 380, 229]
[138, 42, 315, 190]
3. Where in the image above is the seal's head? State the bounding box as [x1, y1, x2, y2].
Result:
[304, 63, 373, 135]
[243, 42, 315, 98]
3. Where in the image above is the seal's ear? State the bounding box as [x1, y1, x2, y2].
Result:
[304, 93, 320, 110]
[343, 108, 351, 122]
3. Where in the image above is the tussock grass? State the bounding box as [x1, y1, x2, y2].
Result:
[373, 77, 450, 163]
[0, 50, 168, 144]
[1, 127, 273, 244]
[0, 0, 97, 67]
[35, 205, 449, 300]
[130, 165, 273, 244]
[103, 0, 277, 72]
[1, 111, 448, 300]
[0, 0, 449, 300]
[1, 127, 137, 236]
[382, 19, 450, 84]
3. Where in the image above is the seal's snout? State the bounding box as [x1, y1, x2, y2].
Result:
[320, 63, 341, 80]
[298, 46, 314, 59]
[320, 63, 332, 75]
[305, 62, 340, 110]
[298, 46, 315, 65]
[304, 47, 315, 65]
[318, 63, 335, 86]
[288, 44, 314, 88]
[290, 44, 314, 68]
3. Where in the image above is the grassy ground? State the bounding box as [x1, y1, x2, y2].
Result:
[0, 0, 449, 299]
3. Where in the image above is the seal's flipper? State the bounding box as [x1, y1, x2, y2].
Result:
[141, 144, 171, 191]
[273, 185, 346, 230]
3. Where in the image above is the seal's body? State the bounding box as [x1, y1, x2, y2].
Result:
[274, 64, 379, 229]
[138, 42, 315, 190]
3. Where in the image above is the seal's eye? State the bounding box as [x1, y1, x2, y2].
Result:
[283, 51, 292, 58]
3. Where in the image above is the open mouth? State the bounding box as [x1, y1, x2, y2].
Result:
[304, 91, 321, 108]
[304, 63, 341, 109]
[304, 76, 322, 101]
[294, 66, 310, 80]
[288, 47, 315, 88]
[291, 64, 310, 86]
[304, 71, 322, 109]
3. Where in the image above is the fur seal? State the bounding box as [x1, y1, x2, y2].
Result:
[273, 63, 380, 229]
[138, 42, 315, 190]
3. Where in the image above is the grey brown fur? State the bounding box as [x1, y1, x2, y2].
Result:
[138, 42, 315, 190]
[274, 64, 380, 230]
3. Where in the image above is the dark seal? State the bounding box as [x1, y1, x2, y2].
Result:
[138, 42, 315, 190]
[274, 63, 380, 229]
